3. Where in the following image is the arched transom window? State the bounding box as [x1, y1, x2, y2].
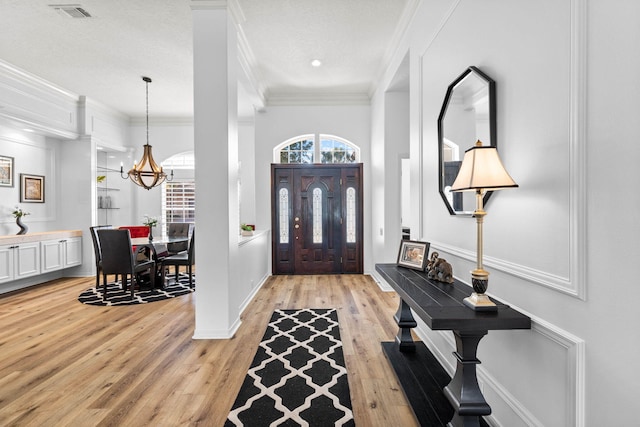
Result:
[274, 134, 360, 164]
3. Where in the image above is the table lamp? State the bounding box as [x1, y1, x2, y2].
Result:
[451, 140, 518, 311]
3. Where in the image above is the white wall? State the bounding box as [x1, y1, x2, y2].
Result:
[584, 0, 640, 423]
[370, 90, 386, 273]
[0, 128, 59, 236]
[401, 158, 410, 227]
[383, 91, 410, 262]
[239, 121, 256, 226]
[370, 0, 639, 425]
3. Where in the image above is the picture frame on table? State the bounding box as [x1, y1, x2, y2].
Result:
[20, 173, 45, 203]
[397, 240, 430, 271]
[0, 155, 14, 187]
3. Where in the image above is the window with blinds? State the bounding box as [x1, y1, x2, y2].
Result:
[162, 180, 195, 225]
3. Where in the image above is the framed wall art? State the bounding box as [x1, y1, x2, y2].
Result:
[20, 173, 45, 203]
[397, 240, 430, 271]
[0, 155, 14, 187]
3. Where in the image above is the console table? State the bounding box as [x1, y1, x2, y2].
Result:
[376, 263, 531, 427]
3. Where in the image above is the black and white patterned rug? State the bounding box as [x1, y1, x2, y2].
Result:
[225, 308, 355, 427]
[77, 273, 194, 306]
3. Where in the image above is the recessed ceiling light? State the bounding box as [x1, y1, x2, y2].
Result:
[22, 128, 35, 133]
[311, 59, 322, 67]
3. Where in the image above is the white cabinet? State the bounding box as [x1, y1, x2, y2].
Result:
[0, 245, 12, 282]
[0, 230, 83, 293]
[0, 242, 41, 284]
[41, 237, 82, 273]
[64, 237, 82, 267]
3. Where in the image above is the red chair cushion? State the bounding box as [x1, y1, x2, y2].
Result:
[119, 226, 150, 254]
[119, 226, 150, 238]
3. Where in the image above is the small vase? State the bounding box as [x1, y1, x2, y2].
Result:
[16, 216, 28, 235]
[148, 226, 154, 241]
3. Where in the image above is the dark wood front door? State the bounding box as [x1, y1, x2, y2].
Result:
[272, 164, 363, 275]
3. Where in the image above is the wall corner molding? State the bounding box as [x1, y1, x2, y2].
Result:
[568, 0, 588, 301]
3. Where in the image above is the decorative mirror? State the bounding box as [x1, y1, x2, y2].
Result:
[437, 66, 496, 215]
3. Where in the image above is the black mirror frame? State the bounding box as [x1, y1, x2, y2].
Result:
[437, 66, 497, 216]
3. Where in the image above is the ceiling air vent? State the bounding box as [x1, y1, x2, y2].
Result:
[49, 4, 92, 18]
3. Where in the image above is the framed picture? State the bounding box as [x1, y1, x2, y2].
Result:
[20, 173, 45, 203]
[397, 240, 430, 271]
[0, 155, 14, 187]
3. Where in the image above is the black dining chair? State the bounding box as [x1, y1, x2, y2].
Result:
[89, 225, 113, 288]
[97, 229, 156, 298]
[162, 230, 195, 288]
[166, 222, 194, 255]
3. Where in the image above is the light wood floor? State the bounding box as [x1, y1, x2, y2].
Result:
[0, 274, 418, 427]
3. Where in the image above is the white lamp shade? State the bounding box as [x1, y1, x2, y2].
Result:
[451, 144, 518, 192]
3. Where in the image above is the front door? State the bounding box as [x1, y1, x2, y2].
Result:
[272, 164, 363, 275]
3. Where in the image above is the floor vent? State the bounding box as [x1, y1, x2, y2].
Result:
[49, 4, 92, 18]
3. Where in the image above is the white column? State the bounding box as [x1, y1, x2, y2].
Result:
[191, 1, 240, 338]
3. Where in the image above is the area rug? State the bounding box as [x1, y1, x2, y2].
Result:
[225, 308, 355, 427]
[77, 273, 194, 306]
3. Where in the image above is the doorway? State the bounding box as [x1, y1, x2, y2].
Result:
[271, 164, 363, 274]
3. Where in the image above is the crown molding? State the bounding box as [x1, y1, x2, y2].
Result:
[129, 116, 194, 126]
[237, 30, 266, 109]
[0, 59, 78, 101]
[79, 96, 129, 121]
[369, 0, 422, 97]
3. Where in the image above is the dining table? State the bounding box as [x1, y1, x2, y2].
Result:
[131, 236, 189, 288]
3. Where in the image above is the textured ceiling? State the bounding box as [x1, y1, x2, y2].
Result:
[0, 0, 412, 119]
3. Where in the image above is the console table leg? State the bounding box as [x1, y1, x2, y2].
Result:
[444, 330, 491, 427]
[394, 298, 418, 352]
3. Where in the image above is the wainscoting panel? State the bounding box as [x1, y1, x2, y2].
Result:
[420, 0, 587, 300]
[413, 309, 585, 427]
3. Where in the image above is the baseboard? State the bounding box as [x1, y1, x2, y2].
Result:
[369, 270, 393, 291]
[192, 317, 242, 339]
[239, 272, 270, 315]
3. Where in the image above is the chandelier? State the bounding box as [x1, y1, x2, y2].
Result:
[121, 76, 173, 190]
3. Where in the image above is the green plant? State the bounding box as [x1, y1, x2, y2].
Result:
[240, 223, 254, 231]
[12, 206, 30, 218]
